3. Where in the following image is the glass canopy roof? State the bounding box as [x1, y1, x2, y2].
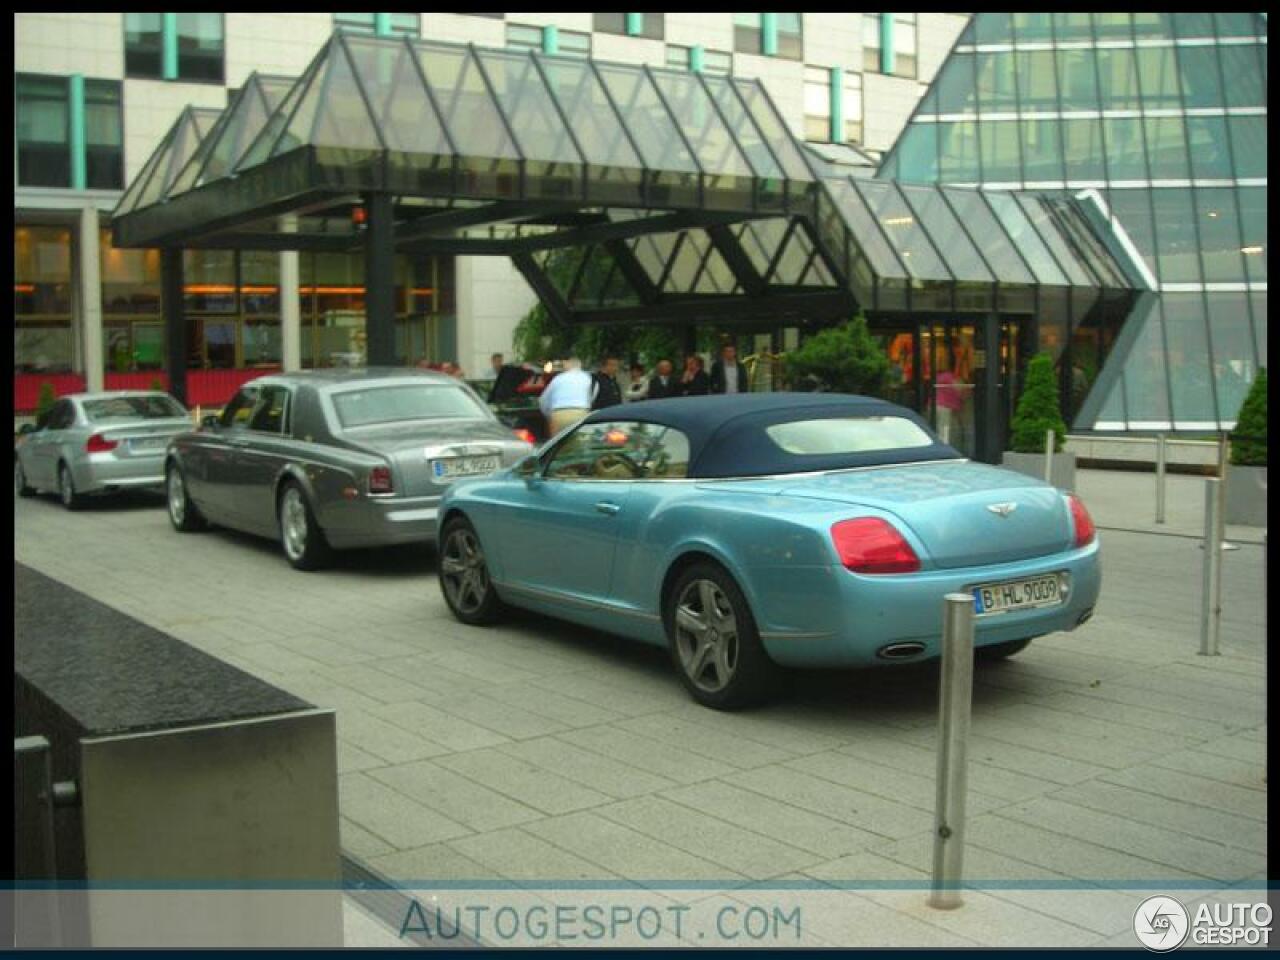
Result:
[112, 30, 1139, 327]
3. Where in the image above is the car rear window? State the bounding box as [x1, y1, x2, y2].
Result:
[764, 416, 935, 456]
[83, 395, 187, 423]
[331, 384, 488, 428]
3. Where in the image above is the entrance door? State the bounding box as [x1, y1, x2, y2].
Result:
[924, 321, 978, 459]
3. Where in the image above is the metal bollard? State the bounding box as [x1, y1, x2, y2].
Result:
[1155, 433, 1167, 525]
[1199, 478, 1222, 656]
[930, 594, 975, 910]
[1044, 428, 1054, 484]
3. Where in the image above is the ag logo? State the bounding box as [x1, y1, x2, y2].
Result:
[1134, 895, 1190, 952]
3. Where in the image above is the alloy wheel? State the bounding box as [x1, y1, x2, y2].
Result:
[59, 466, 74, 507]
[14, 461, 25, 497]
[280, 487, 309, 562]
[167, 469, 186, 525]
[441, 527, 490, 615]
[673, 579, 740, 694]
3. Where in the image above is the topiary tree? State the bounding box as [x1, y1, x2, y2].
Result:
[149, 375, 165, 393]
[1230, 367, 1267, 466]
[35, 381, 57, 421]
[781, 313, 890, 397]
[1010, 352, 1067, 453]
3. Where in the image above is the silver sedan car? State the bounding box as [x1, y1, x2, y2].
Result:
[14, 391, 193, 509]
[163, 368, 533, 570]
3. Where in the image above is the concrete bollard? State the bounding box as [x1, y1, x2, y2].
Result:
[930, 593, 975, 910]
[1200, 478, 1222, 656]
[1155, 433, 1166, 525]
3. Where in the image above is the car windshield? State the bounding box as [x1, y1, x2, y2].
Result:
[765, 416, 935, 455]
[331, 383, 488, 429]
[82, 395, 187, 423]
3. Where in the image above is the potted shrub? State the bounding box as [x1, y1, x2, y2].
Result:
[1225, 368, 1267, 526]
[1001, 352, 1075, 490]
[34, 381, 57, 420]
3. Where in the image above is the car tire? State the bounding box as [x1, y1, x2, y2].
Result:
[438, 515, 504, 625]
[278, 481, 332, 571]
[166, 461, 208, 532]
[14, 459, 35, 498]
[665, 562, 774, 711]
[976, 637, 1032, 662]
[57, 462, 84, 511]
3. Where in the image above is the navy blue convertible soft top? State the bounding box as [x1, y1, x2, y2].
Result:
[581, 393, 961, 479]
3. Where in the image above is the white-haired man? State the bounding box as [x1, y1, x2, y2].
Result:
[538, 357, 597, 435]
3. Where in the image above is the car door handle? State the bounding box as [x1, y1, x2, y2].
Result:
[594, 501, 621, 516]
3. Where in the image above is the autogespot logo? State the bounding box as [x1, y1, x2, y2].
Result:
[1133, 896, 1190, 952]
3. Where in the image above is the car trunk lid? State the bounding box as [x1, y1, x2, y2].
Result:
[89, 417, 192, 457]
[340, 419, 524, 496]
[777, 461, 1074, 569]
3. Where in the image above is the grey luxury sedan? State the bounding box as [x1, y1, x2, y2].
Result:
[163, 368, 533, 570]
[15, 391, 193, 509]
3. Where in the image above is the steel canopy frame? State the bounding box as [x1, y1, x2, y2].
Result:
[109, 30, 1141, 395]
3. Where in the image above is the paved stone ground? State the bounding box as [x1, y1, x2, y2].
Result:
[14, 468, 1267, 947]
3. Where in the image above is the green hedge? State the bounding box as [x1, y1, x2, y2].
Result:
[1229, 368, 1266, 467]
[1009, 352, 1066, 453]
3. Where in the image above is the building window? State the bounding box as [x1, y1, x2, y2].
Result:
[333, 13, 420, 37]
[863, 13, 915, 78]
[176, 13, 224, 83]
[734, 13, 801, 59]
[506, 23, 543, 52]
[84, 79, 125, 190]
[124, 13, 224, 83]
[775, 13, 803, 60]
[892, 13, 917, 78]
[733, 14, 762, 54]
[594, 13, 664, 40]
[844, 71, 864, 144]
[124, 13, 164, 78]
[803, 67, 831, 142]
[101, 231, 163, 373]
[556, 29, 592, 57]
[15, 74, 70, 189]
[665, 45, 732, 75]
[14, 225, 74, 374]
[863, 14, 882, 73]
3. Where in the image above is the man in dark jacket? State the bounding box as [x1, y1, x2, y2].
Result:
[647, 359, 679, 399]
[710, 343, 749, 395]
[488, 353, 532, 403]
[591, 356, 623, 410]
[679, 354, 710, 396]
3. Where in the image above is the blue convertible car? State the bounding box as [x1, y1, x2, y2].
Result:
[437, 393, 1100, 709]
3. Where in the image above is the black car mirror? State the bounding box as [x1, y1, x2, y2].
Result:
[17, 423, 35, 436]
[514, 454, 542, 482]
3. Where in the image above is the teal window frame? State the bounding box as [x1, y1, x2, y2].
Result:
[124, 12, 224, 84]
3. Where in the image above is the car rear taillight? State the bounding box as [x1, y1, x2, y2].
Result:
[86, 433, 118, 453]
[1067, 494, 1096, 548]
[831, 517, 920, 574]
[512, 428, 536, 445]
[368, 465, 394, 495]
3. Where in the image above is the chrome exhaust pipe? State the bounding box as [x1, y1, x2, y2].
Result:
[878, 641, 927, 660]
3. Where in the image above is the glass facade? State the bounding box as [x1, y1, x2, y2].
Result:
[14, 226, 74, 373]
[878, 11, 1268, 431]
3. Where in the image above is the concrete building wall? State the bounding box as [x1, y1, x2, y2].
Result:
[455, 257, 539, 378]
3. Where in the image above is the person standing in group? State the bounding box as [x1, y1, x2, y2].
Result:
[679, 354, 710, 396]
[647, 359, 679, 399]
[539, 357, 597, 435]
[710, 343, 748, 395]
[625, 362, 650, 402]
[592, 355, 623, 411]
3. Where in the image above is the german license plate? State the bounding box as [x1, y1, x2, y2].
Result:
[127, 437, 166, 453]
[973, 574, 1063, 616]
[432, 455, 500, 481]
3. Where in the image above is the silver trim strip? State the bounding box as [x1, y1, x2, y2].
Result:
[493, 580, 661, 622]
[760, 630, 837, 642]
